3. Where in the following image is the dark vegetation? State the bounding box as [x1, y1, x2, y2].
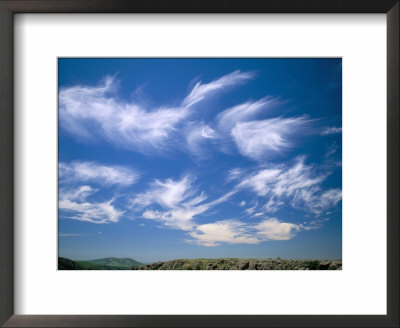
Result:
[59, 256, 341, 270]
[58, 257, 84, 270]
[132, 258, 342, 270]
[58, 257, 143, 270]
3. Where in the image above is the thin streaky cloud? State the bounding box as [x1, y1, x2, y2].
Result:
[59, 76, 189, 153]
[59, 186, 123, 224]
[238, 157, 341, 215]
[321, 127, 342, 135]
[182, 70, 255, 108]
[59, 233, 88, 237]
[59, 71, 255, 154]
[216, 96, 279, 133]
[132, 175, 198, 210]
[132, 175, 208, 230]
[292, 188, 342, 215]
[59, 161, 140, 186]
[226, 168, 243, 182]
[264, 197, 284, 213]
[132, 175, 239, 231]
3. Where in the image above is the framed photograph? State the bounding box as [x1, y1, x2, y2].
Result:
[57, 57, 344, 272]
[0, 1, 398, 327]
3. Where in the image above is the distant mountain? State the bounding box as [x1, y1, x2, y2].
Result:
[88, 257, 143, 267]
[58, 257, 143, 270]
[132, 258, 342, 270]
[75, 261, 130, 270]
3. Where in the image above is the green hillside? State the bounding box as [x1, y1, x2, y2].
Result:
[58, 257, 143, 270]
[58, 257, 84, 270]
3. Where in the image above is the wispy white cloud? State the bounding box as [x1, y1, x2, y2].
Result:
[185, 122, 217, 156]
[252, 212, 264, 217]
[226, 168, 244, 182]
[238, 157, 341, 215]
[216, 97, 279, 133]
[59, 232, 102, 237]
[231, 117, 311, 160]
[245, 202, 258, 215]
[58, 72, 340, 239]
[321, 126, 342, 135]
[264, 197, 284, 213]
[129, 165, 336, 245]
[59, 233, 88, 237]
[292, 188, 342, 215]
[271, 158, 326, 198]
[59, 186, 123, 224]
[60, 72, 255, 154]
[132, 175, 238, 230]
[142, 207, 205, 231]
[59, 161, 139, 186]
[59, 77, 188, 153]
[182, 70, 255, 108]
[132, 175, 198, 209]
[131, 175, 308, 247]
[132, 175, 209, 230]
[325, 144, 339, 158]
[239, 168, 282, 196]
[302, 217, 331, 230]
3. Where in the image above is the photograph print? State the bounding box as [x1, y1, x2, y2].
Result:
[58, 58, 342, 270]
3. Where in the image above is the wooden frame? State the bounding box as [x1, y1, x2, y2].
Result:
[0, 1, 398, 327]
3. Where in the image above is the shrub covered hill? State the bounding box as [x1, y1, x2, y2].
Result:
[59, 257, 342, 270]
[132, 258, 342, 270]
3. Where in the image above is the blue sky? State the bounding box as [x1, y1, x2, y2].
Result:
[58, 58, 342, 263]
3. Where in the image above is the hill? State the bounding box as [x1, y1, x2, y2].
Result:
[88, 257, 143, 268]
[75, 260, 131, 270]
[58, 257, 84, 270]
[58, 257, 143, 270]
[132, 258, 342, 270]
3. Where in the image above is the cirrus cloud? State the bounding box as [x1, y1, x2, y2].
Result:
[59, 161, 139, 186]
[231, 117, 312, 161]
[59, 186, 123, 224]
[59, 71, 255, 155]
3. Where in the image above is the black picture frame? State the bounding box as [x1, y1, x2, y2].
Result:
[0, 1, 398, 327]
